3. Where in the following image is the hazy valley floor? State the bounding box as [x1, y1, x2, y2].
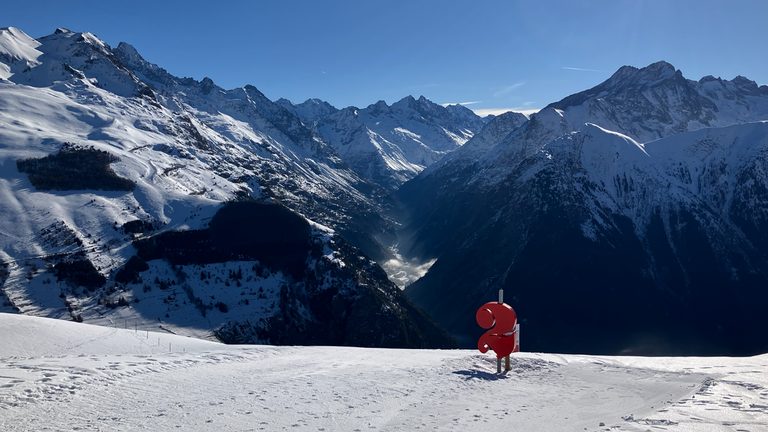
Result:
[0, 314, 766, 431]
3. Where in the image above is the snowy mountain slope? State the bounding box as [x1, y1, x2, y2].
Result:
[398, 61, 768, 266]
[0, 27, 42, 81]
[111, 41, 397, 231]
[1, 313, 767, 431]
[464, 62, 768, 192]
[314, 105, 426, 189]
[398, 107, 566, 259]
[308, 96, 489, 189]
[112, 40, 405, 262]
[400, 62, 768, 249]
[0, 26, 403, 257]
[406, 120, 768, 355]
[1, 27, 146, 97]
[419, 110, 529, 177]
[550, 61, 768, 143]
[275, 97, 338, 126]
[0, 27, 459, 348]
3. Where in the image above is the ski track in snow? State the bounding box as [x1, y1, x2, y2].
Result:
[0, 314, 766, 431]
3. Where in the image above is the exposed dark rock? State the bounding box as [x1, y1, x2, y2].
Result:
[130, 201, 457, 349]
[17, 144, 134, 191]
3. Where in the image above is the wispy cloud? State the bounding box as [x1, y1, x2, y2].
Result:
[493, 82, 525, 98]
[441, 101, 482, 107]
[473, 107, 540, 117]
[562, 66, 601, 72]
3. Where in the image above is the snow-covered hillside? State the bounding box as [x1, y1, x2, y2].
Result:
[1, 313, 766, 431]
[0, 26, 461, 348]
[0, 26, 398, 262]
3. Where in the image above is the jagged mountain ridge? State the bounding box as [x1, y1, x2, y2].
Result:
[401, 62, 768, 355]
[0, 26, 459, 348]
[276, 97, 338, 126]
[0, 27, 145, 97]
[281, 95, 489, 189]
[0, 26, 402, 262]
[400, 62, 768, 260]
[547, 61, 768, 143]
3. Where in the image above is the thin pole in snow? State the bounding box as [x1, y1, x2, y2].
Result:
[169, 343, 171, 352]
[499, 289, 511, 372]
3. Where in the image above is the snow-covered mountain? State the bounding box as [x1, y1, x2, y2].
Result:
[5, 24, 768, 358]
[275, 97, 338, 126]
[0, 26, 403, 259]
[282, 95, 489, 189]
[400, 62, 768, 355]
[0, 27, 457, 348]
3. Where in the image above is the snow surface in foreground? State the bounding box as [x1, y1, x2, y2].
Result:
[0, 314, 766, 431]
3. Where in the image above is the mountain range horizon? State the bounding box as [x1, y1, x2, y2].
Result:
[1, 25, 768, 357]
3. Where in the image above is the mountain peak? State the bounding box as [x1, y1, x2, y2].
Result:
[303, 98, 325, 105]
[605, 61, 677, 90]
[548, 61, 684, 112]
[731, 76, 768, 96]
[0, 26, 41, 71]
[276, 98, 338, 124]
[200, 77, 215, 94]
[115, 42, 143, 63]
[393, 95, 441, 114]
[366, 100, 391, 116]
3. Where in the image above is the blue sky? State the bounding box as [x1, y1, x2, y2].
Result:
[4, 0, 767, 115]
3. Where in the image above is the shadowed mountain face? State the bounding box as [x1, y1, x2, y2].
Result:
[129, 201, 459, 349]
[400, 63, 768, 356]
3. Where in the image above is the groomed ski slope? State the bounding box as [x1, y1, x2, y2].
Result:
[0, 314, 766, 431]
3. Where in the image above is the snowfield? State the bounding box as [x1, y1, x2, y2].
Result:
[1, 314, 766, 431]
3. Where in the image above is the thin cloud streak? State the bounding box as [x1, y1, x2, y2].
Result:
[441, 101, 482, 107]
[562, 67, 602, 72]
[473, 107, 540, 117]
[493, 82, 525, 98]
